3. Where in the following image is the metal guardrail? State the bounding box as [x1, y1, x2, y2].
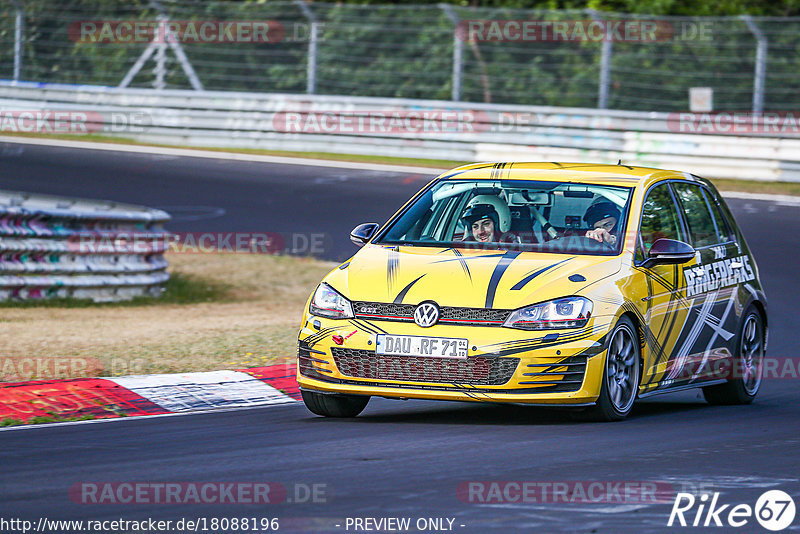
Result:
[0, 188, 170, 302]
[1, 81, 799, 181]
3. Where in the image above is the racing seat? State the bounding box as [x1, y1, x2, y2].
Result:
[508, 205, 547, 243]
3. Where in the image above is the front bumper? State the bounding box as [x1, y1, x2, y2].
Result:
[295, 313, 612, 405]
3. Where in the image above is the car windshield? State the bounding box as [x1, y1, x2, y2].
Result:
[376, 179, 633, 255]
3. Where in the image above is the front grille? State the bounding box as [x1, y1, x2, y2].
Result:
[331, 347, 519, 386]
[518, 355, 587, 392]
[352, 301, 512, 326]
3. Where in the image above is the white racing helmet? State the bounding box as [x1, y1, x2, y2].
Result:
[466, 195, 511, 233]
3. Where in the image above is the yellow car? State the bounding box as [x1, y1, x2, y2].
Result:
[297, 163, 768, 421]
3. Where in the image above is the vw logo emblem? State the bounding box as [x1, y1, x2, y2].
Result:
[414, 302, 439, 328]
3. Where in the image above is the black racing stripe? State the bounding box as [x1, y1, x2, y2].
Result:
[452, 249, 472, 282]
[618, 301, 665, 387]
[626, 301, 662, 357]
[653, 264, 690, 371]
[494, 334, 600, 357]
[433, 253, 506, 264]
[510, 266, 553, 291]
[635, 266, 691, 308]
[535, 337, 608, 374]
[302, 327, 331, 344]
[485, 250, 521, 308]
[350, 319, 379, 335]
[479, 325, 598, 355]
[360, 319, 388, 334]
[302, 327, 337, 346]
[351, 318, 388, 335]
[657, 294, 683, 368]
[491, 162, 503, 180]
[510, 257, 572, 291]
[637, 271, 666, 381]
[486, 324, 596, 349]
[308, 327, 337, 343]
[499, 161, 509, 180]
[386, 247, 399, 290]
[643, 268, 675, 292]
[652, 265, 681, 365]
[439, 165, 495, 180]
[393, 274, 426, 304]
[629, 267, 686, 385]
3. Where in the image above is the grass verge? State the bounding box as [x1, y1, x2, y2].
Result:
[0, 414, 95, 427]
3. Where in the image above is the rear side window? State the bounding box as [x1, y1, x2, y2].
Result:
[639, 184, 684, 254]
[671, 183, 718, 247]
[703, 188, 734, 243]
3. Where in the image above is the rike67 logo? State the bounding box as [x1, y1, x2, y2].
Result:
[668, 490, 796, 531]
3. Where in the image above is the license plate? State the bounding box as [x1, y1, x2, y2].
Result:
[376, 334, 468, 359]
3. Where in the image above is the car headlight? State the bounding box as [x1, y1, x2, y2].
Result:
[309, 283, 354, 319]
[503, 296, 593, 330]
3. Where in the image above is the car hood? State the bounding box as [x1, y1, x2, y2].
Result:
[323, 244, 623, 310]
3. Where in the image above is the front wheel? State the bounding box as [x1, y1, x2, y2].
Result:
[301, 390, 370, 417]
[586, 317, 641, 421]
[703, 309, 764, 405]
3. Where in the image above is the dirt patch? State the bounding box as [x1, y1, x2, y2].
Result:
[0, 252, 335, 380]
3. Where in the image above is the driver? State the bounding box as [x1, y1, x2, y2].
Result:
[462, 204, 500, 243]
[584, 201, 620, 246]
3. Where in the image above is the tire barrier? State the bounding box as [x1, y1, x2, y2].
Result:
[0, 189, 170, 302]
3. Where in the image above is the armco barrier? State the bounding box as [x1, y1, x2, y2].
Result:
[1, 81, 800, 181]
[0, 189, 170, 302]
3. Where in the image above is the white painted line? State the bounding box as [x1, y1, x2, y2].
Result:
[0, 135, 445, 175]
[110, 370, 295, 412]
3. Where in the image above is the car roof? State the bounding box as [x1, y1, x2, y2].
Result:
[438, 162, 709, 190]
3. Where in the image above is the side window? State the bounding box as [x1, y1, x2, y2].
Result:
[421, 195, 455, 239]
[672, 183, 718, 247]
[639, 184, 684, 254]
[702, 188, 734, 243]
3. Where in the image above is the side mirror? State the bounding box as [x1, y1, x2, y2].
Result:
[642, 238, 696, 269]
[350, 222, 379, 247]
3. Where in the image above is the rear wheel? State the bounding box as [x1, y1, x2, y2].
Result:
[586, 317, 641, 422]
[301, 390, 370, 418]
[703, 309, 764, 405]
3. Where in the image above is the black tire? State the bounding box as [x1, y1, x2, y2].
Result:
[301, 390, 370, 418]
[703, 308, 764, 405]
[585, 316, 641, 422]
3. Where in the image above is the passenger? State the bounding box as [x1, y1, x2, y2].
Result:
[584, 201, 620, 246]
[461, 204, 501, 243]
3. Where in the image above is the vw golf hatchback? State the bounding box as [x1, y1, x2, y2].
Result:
[297, 163, 767, 421]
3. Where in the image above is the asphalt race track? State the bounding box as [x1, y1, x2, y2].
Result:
[1, 141, 799, 533]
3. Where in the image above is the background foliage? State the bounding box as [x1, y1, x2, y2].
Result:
[1, 0, 798, 110]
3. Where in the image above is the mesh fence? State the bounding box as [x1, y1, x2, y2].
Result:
[1, 0, 799, 112]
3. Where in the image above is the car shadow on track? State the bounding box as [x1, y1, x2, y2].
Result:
[301, 397, 713, 426]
